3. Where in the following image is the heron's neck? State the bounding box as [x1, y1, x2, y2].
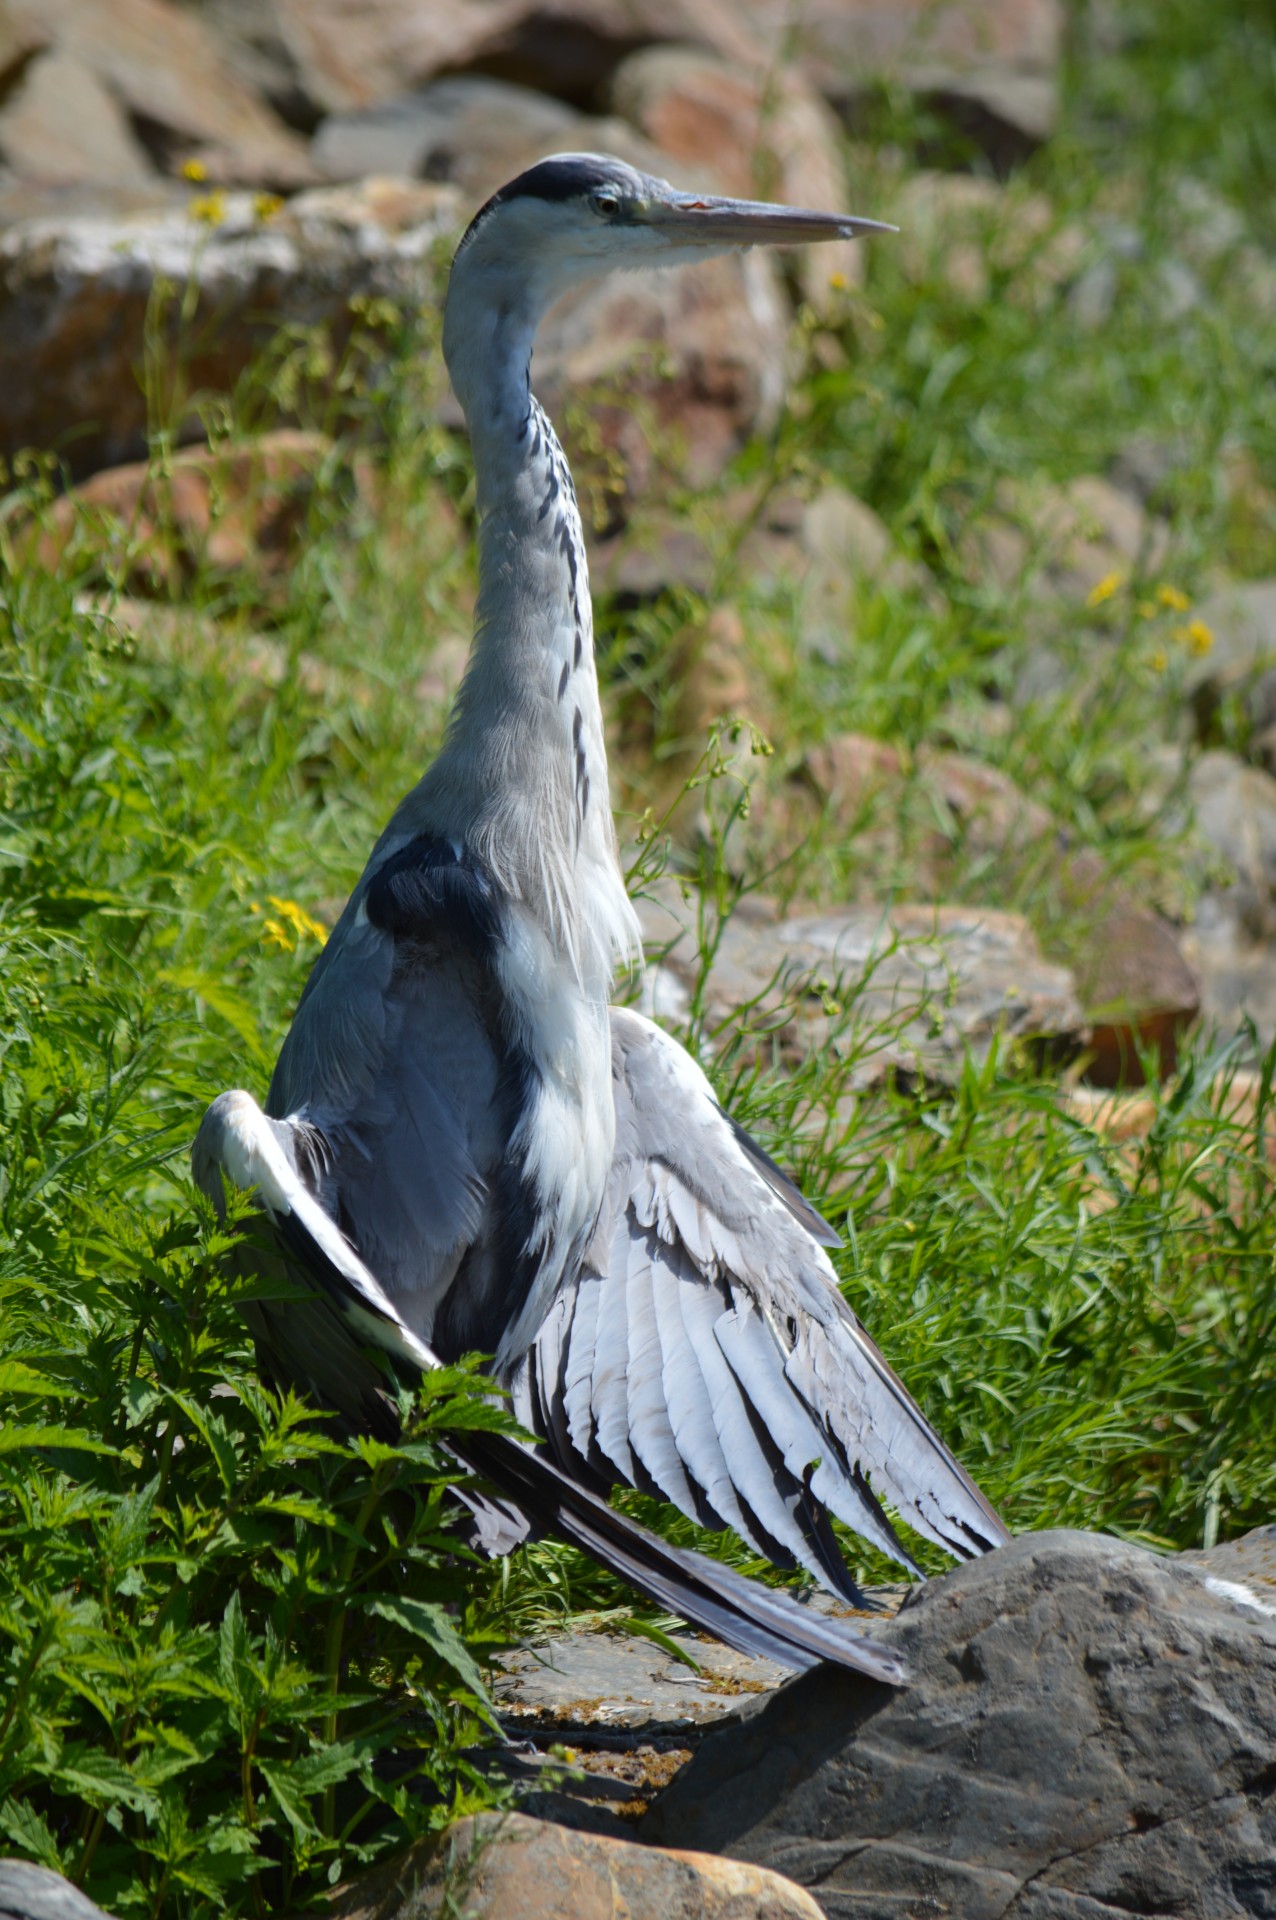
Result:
[413, 272, 637, 985]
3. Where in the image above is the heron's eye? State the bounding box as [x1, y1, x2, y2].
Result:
[590, 188, 621, 217]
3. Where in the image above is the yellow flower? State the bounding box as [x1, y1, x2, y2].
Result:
[266, 896, 329, 946]
[1085, 571, 1122, 608]
[1157, 583, 1190, 611]
[1173, 618, 1214, 656]
[254, 192, 284, 222]
[828, 271, 848, 291]
[189, 191, 228, 227]
[179, 158, 209, 183]
[1150, 648, 1168, 673]
[1136, 600, 1156, 619]
[261, 918, 294, 953]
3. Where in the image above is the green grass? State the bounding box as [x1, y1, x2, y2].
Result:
[2, 0, 1276, 1911]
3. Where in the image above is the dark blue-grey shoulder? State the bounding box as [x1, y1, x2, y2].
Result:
[364, 836, 503, 954]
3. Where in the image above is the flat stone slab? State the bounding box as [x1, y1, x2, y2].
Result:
[494, 1592, 906, 1733]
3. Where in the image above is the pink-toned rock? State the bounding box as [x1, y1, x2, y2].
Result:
[610, 45, 861, 306]
[272, 0, 765, 115]
[23, 429, 337, 590]
[8, 0, 314, 187]
[802, 734, 905, 816]
[313, 1810, 825, 1920]
[0, 48, 156, 188]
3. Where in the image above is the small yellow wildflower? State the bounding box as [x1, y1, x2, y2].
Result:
[1173, 618, 1214, 656]
[1150, 647, 1168, 673]
[254, 192, 284, 222]
[179, 158, 209, 183]
[828, 271, 848, 291]
[1085, 571, 1122, 608]
[1157, 583, 1190, 611]
[1136, 600, 1157, 619]
[261, 918, 294, 953]
[189, 191, 228, 227]
[267, 895, 329, 946]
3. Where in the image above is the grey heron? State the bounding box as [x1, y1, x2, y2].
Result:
[194, 154, 1010, 1682]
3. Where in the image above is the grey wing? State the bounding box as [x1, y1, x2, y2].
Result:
[263, 837, 557, 1365]
[265, 891, 496, 1340]
[191, 1088, 909, 1682]
[516, 1006, 1011, 1593]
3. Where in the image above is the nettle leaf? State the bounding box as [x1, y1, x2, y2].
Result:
[168, 1390, 241, 1496]
[259, 1744, 364, 1842]
[365, 1597, 493, 1714]
[0, 1795, 64, 1872]
[217, 1593, 257, 1716]
[0, 1360, 71, 1399]
[0, 1425, 118, 1458]
[53, 1745, 161, 1818]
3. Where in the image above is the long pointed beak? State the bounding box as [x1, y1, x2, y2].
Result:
[644, 192, 896, 249]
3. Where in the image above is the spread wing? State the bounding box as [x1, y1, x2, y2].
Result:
[514, 1007, 1010, 1594]
[191, 1086, 909, 1683]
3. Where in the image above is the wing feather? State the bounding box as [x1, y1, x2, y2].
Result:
[623, 1244, 710, 1521]
[526, 1007, 1010, 1590]
[193, 1084, 907, 1681]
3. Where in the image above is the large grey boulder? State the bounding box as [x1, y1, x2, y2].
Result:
[643, 1528, 1276, 1918]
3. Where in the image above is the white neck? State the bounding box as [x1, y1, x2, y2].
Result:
[384, 247, 638, 991]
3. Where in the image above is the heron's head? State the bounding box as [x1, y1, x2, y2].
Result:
[443, 153, 891, 399]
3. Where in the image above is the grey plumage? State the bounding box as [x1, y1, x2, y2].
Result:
[194, 153, 1008, 1683]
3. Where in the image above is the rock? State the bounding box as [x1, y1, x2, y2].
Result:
[0, 0, 47, 94]
[20, 428, 341, 594]
[1069, 1073, 1276, 1172]
[0, 1862, 116, 1920]
[0, 179, 459, 472]
[609, 46, 860, 308]
[1077, 903, 1201, 1086]
[1175, 749, 1276, 1045]
[1108, 431, 1194, 508]
[271, 0, 765, 117]
[635, 881, 1087, 1084]
[185, 0, 319, 136]
[533, 244, 794, 498]
[312, 76, 579, 189]
[6, 0, 314, 188]
[801, 733, 905, 816]
[314, 1811, 826, 1920]
[643, 1528, 1276, 1919]
[496, 1625, 803, 1733]
[962, 473, 1171, 599]
[737, 0, 1064, 165]
[0, 47, 156, 188]
[1185, 577, 1276, 742]
[1188, 749, 1276, 934]
[1181, 891, 1276, 1048]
